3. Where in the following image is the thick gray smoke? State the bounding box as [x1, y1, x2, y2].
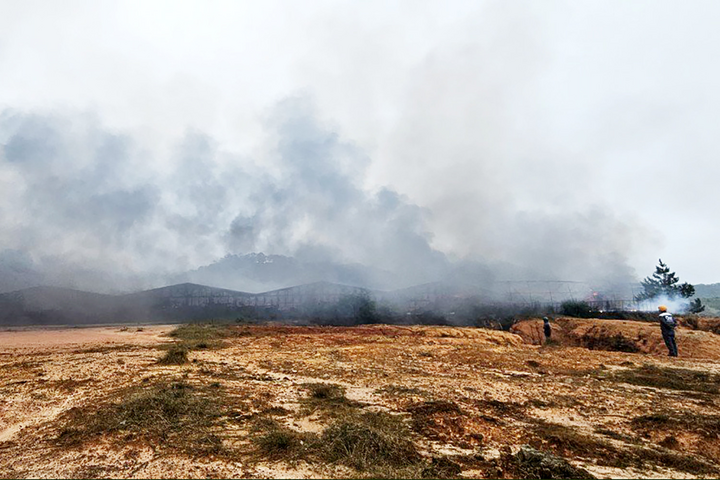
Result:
[0, 97, 644, 295]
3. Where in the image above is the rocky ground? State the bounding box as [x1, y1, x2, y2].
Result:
[1, 319, 719, 479]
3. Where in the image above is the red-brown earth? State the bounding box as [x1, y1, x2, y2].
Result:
[1, 320, 719, 478]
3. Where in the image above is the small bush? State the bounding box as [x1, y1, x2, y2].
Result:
[168, 323, 231, 350]
[305, 382, 346, 400]
[320, 412, 421, 471]
[251, 418, 311, 460]
[158, 344, 189, 365]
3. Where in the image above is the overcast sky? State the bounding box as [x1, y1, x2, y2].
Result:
[1, 0, 719, 291]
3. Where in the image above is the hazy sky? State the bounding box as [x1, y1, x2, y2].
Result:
[1, 0, 719, 290]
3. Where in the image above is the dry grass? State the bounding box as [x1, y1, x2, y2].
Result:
[530, 420, 720, 475]
[300, 382, 364, 416]
[250, 417, 313, 461]
[319, 411, 419, 470]
[612, 364, 720, 393]
[407, 400, 466, 441]
[249, 406, 459, 478]
[55, 380, 225, 457]
[631, 411, 720, 437]
[167, 323, 233, 350]
[157, 344, 189, 365]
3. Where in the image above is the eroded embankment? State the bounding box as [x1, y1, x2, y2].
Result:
[511, 317, 720, 360]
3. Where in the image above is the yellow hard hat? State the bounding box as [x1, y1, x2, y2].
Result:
[658, 305, 667, 312]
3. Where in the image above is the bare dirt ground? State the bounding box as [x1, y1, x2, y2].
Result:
[1, 320, 719, 479]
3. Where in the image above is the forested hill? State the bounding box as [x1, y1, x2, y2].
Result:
[695, 283, 720, 298]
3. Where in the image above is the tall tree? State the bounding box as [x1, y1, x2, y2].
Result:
[635, 259, 704, 313]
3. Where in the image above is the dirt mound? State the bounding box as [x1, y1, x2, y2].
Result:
[681, 316, 720, 335]
[404, 325, 523, 345]
[235, 323, 523, 346]
[511, 320, 563, 345]
[512, 317, 720, 360]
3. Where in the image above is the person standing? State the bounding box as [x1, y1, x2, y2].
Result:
[658, 305, 678, 357]
[542, 317, 552, 341]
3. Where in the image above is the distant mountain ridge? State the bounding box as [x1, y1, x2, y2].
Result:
[0, 281, 381, 326]
[174, 252, 401, 292]
[695, 283, 720, 298]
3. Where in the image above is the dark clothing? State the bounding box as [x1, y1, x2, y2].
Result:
[659, 312, 678, 357]
[661, 323, 678, 357]
[543, 322, 552, 339]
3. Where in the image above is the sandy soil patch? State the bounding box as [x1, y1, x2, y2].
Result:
[0, 325, 174, 350]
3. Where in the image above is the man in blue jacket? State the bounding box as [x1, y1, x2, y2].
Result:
[658, 305, 678, 357]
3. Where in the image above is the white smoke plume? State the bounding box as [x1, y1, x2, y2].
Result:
[0, 97, 649, 294]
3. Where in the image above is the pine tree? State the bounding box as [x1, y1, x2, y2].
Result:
[634, 259, 704, 312]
